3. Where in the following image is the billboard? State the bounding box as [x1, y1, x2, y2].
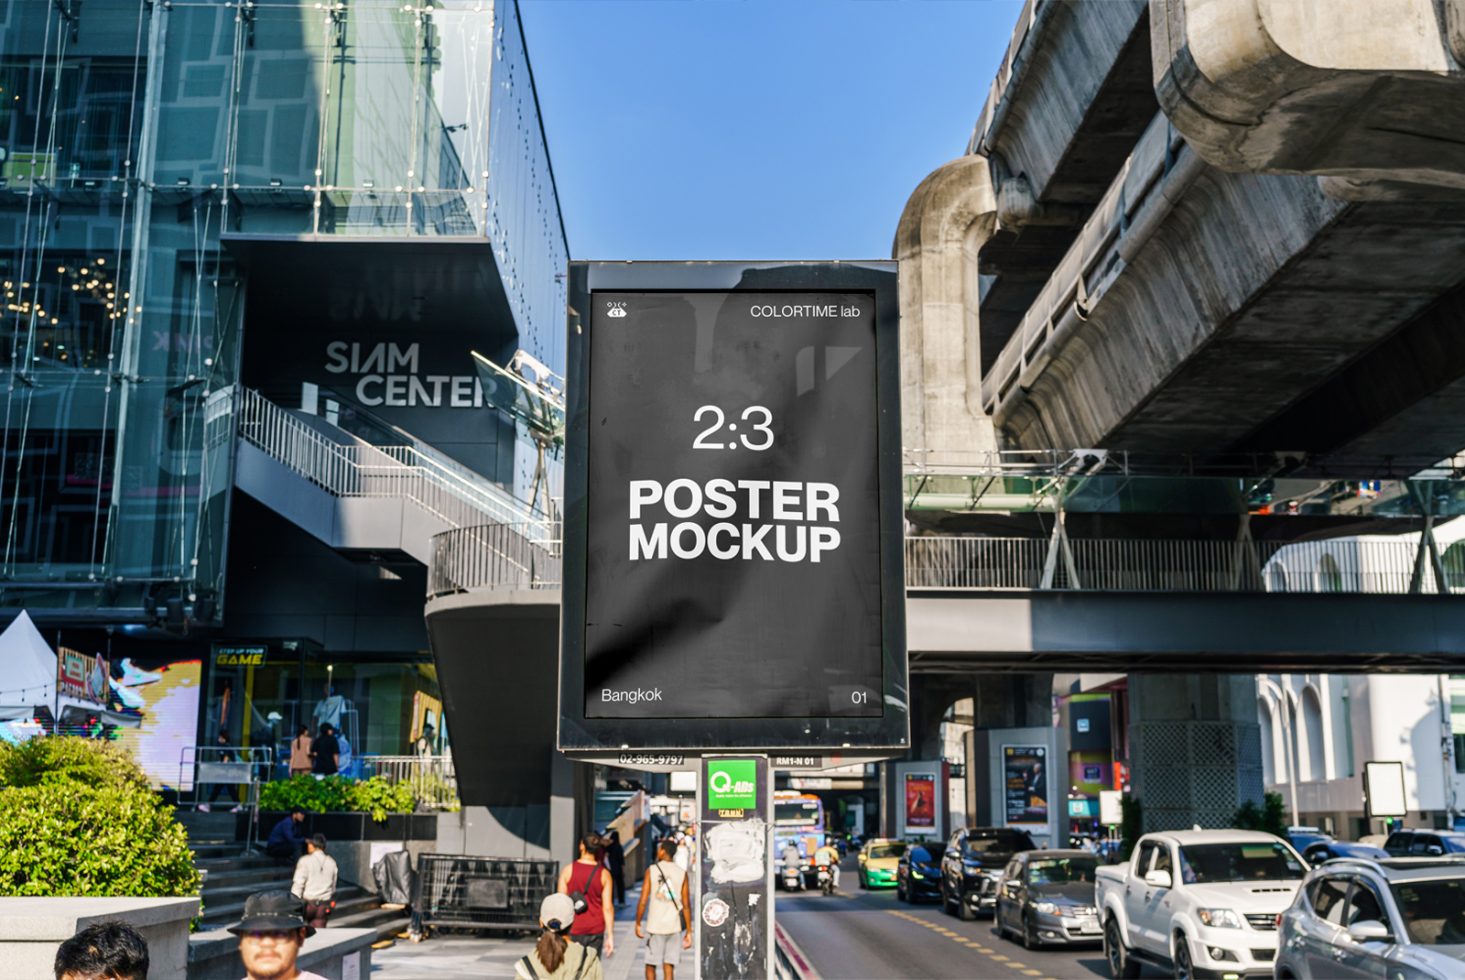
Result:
[57, 647, 108, 705]
[559, 262, 905, 752]
[1003, 745, 1049, 826]
[904, 773, 936, 829]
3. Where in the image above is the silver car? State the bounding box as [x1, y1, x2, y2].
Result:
[1276, 855, 1465, 979]
[994, 849, 1102, 948]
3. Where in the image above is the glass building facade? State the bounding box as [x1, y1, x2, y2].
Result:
[0, 0, 566, 768]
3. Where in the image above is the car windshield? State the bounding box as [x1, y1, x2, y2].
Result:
[965, 831, 1027, 856]
[909, 846, 935, 864]
[867, 842, 906, 859]
[1027, 857, 1097, 885]
[1390, 877, 1465, 944]
[1177, 842, 1305, 883]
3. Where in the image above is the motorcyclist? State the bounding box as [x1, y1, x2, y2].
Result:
[780, 841, 803, 887]
[813, 841, 841, 892]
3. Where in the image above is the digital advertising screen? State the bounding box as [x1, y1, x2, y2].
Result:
[559, 262, 906, 752]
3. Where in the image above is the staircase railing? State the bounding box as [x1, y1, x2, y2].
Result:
[235, 388, 554, 547]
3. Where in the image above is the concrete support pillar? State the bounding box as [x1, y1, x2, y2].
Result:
[894, 155, 999, 462]
[1127, 675, 1265, 832]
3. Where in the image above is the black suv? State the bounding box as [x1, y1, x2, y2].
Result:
[940, 826, 1036, 920]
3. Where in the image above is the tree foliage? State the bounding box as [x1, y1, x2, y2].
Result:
[0, 737, 199, 897]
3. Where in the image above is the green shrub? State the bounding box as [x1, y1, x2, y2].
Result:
[0, 738, 199, 897]
[1233, 791, 1289, 837]
[1119, 795, 1143, 861]
[259, 775, 416, 822]
[0, 735, 150, 792]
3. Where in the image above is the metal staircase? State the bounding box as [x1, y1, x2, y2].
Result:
[234, 387, 553, 567]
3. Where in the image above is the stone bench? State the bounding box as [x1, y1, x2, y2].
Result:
[0, 896, 199, 980]
[188, 925, 374, 980]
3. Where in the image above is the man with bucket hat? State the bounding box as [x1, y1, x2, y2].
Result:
[229, 890, 326, 980]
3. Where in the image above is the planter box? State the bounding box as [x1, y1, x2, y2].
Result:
[243, 810, 435, 843]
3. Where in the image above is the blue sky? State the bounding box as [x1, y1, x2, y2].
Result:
[518, 1, 1023, 261]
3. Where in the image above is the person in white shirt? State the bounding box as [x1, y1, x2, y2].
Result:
[291, 834, 338, 929]
[634, 839, 691, 980]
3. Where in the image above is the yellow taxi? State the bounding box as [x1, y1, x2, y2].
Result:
[858, 838, 908, 889]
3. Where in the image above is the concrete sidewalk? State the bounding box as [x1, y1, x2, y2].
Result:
[372, 883, 652, 979]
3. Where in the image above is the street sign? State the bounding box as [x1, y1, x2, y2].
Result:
[1099, 789, 1124, 826]
[559, 261, 907, 753]
[1363, 760, 1407, 818]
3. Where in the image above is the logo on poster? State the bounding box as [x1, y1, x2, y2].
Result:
[706, 759, 758, 810]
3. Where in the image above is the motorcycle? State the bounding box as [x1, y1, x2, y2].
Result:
[781, 861, 805, 891]
[816, 863, 834, 896]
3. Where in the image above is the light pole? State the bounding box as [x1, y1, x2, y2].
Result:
[1258, 677, 1301, 828]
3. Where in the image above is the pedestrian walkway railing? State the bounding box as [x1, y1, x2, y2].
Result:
[236, 388, 554, 543]
[427, 523, 562, 598]
[906, 535, 1460, 594]
[429, 523, 1462, 596]
[359, 754, 458, 810]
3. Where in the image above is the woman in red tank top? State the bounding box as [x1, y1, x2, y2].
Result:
[558, 833, 615, 958]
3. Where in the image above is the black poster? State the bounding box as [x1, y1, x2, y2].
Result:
[583, 291, 882, 719]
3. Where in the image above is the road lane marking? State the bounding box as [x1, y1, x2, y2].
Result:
[882, 910, 1057, 980]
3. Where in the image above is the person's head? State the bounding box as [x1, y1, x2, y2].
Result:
[317, 723, 331, 738]
[658, 838, 678, 862]
[535, 893, 574, 973]
[607, 829, 619, 844]
[295, 725, 308, 738]
[54, 920, 149, 980]
[306, 833, 327, 854]
[578, 832, 603, 859]
[230, 891, 313, 980]
[290, 808, 305, 825]
[216, 732, 228, 745]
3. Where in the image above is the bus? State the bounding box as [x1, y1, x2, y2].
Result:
[774, 791, 826, 886]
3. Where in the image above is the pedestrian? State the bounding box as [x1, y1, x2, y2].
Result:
[54, 921, 149, 980]
[672, 830, 693, 874]
[229, 890, 326, 980]
[514, 893, 603, 979]
[289, 725, 313, 777]
[603, 829, 626, 908]
[557, 833, 615, 959]
[199, 732, 240, 813]
[334, 730, 353, 777]
[266, 808, 308, 864]
[634, 839, 691, 980]
[310, 723, 339, 777]
[291, 834, 338, 930]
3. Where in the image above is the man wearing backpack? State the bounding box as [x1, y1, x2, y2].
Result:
[634, 839, 691, 980]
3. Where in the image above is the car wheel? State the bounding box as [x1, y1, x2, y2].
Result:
[942, 883, 959, 916]
[1022, 914, 1038, 949]
[1173, 935, 1194, 980]
[958, 891, 975, 921]
[897, 881, 908, 902]
[858, 870, 868, 890]
[1104, 916, 1141, 979]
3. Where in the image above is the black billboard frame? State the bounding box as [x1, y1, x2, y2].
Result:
[558, 260, 908, 754]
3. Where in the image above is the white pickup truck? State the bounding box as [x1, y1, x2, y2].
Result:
[1095, 829, 1308, 979]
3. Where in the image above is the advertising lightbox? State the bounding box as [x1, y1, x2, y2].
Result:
[558, 261, 906, 753]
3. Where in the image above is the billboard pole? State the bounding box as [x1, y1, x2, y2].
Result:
[696, 755, 772, 980]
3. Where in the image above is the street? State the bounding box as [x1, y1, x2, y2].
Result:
[775, 861, 1164, 980]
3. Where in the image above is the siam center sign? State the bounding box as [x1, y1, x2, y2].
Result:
[558, 261, 907, 753]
